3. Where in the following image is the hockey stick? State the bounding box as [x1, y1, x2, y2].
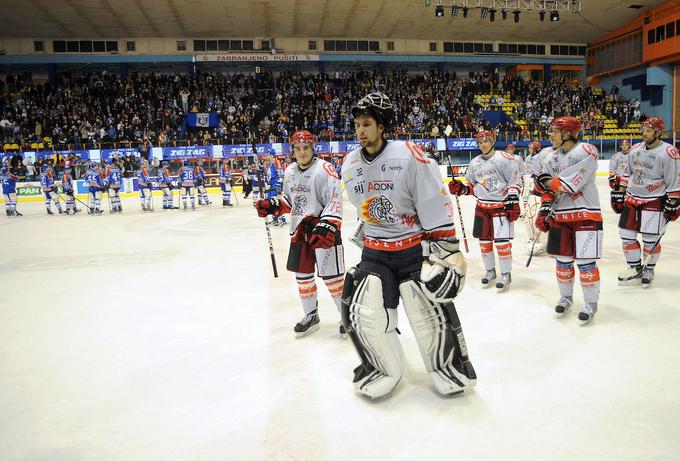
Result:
[448, 156, 469, 253]
[250, 101, 278, 278]
[526, 209, 554, 267]
[645, 220, 669, 261]
[55, 189, 91, 215]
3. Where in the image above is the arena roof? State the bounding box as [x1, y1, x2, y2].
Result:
[0, 0, 667, 44]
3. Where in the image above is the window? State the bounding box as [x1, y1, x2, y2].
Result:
[473, 43, 483, 53]
[569, 45, 578, 55]
[106, 41, 118, 52]
[387, 41, 394, 51]
[498, 43, 508, 53]
[463, 42, 473, 53]
[206, 40, 218, 51]
[656, 26, 664, 42]
[336, 40, 346, 51]
[126, 41, 135, 52]
[429, 42, 437, 52]
[648, 29, 655, 44]
[324, 40, 335, 51]
[177, 40, 186, 51]
[67, 41, 79, 52]
[578, 46, 586, 55]
[308, 40, 317, 50]
[243, 40, 254, 50]
[34, 41, 44, 52]
[537, 45, 545, 54]
[194, 40, 206, 51]
[80, 41, 93, 52]
[667, 22, 675, 39]
[218, 40, 229, 51]
[560, 45, 568, 55]
[230, 40, 242, 50]
[550, 45, 559, 55]
[444, 42, 454, 52]
[528, 44, 537, 55]
[53, 41, 66, 52]
[347, 40, 358, 51]
[509, 44, 518, 53]
[484, 43, 492, 53]
[453, 42, 463, 53]
[369, 41, 379, 51]
[518, 44, 527, 54]
[93, 41, 106, 52]
[358, 40, 368, 51]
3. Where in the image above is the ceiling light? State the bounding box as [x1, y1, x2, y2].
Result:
[462, 6, 469, 17]
[481, 7, 489, 19]
[513, 10, 520, 22]
[451, 5, 459, 17]
[550, 10, 560, 21]
[435, 5, 444, 17]
[539, 10, 545, 21]
[489, 8, 497, 22]
[501, 9, 508, 20]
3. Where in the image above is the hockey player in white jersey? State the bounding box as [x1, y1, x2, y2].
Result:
[449, 130, 521, 291]
[219, 160, 233, 207]
[255, 130, 345, 338]
[611, 117, 680, 287]
[341, 92, 475, 399]
[608, 139, 631, 191]
[534, 116, 602, 324]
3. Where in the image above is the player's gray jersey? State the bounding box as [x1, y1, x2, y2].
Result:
[514, 155, 527, 177]
[620, 141, 680, 202]
[529, 147, 557, 177]
[282, 158, 343, 236]
[608, 149, 632, 179]
[342, 141, 456, 249]
[465, 150, 521, 207]
[538, 142, 602, 222]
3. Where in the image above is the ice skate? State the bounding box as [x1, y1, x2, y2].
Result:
[618, 265, 642, 285]
[578, 303, 597, 325]
[641, 267, 655, 288]
[496, 272, 511, 292]
[46, 208, 53, 215]
[294, 310, 320, 338]
[555, 296, 573, 318]
[481, 269, 496, 288]
[339, 323, 347, 340]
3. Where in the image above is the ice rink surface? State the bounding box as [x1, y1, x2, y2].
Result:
[1, 179, 679, 461]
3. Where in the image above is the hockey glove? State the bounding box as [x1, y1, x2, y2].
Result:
[255, 198, 283, 218]
[419, 240, 467, 303]
[535, 197, 555, 233]
[608, 174, 619, 190]
[663, 196, 680, 222]
[308, 220, 339, 249]
[504, 194, 521, 222]
[610, 190, 625, 214]
[448, 179, 471, 196]
[534, 173, 552, 194]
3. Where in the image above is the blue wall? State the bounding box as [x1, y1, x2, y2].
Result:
[595, 65, 673, 128]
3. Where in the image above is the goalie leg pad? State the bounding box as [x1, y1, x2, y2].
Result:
[399, 279, 476, 395]
[341, 267, 404, 399]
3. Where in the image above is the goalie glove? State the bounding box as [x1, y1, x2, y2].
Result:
[255, 197, 283, 218]
[419, 240, 467, 303]
[663, 196, 680, 222]
[308, 220, 339, 249]
[608, 174, 619, 190]
[534, 173, 552, 194]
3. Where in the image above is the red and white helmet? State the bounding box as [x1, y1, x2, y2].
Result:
[551, 116, 580, 139]
[290, 130, 316, 145]
[529, 141, 542, 154]
[505, 143, 516, 153]
[475, 130, 496, 144]
[641, 117, 665, 133]
[620, 139, 631, 149]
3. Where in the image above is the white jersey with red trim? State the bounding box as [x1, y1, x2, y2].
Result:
[465, 150, 522, 207]
[342, 140, 456, 250]
[539, 142, 602, 222]
[608, 148, 634, 180]
[528, 146, 557, 177]
[620, 140, 680, 202]
[282, 158, 343, 236]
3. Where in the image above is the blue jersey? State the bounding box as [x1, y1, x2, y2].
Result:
[40, 170, 55, 191]
[1, 170, 18, 194]
[158, 167, 172, 185]
[265, 163, 279, 187]
[61, 172, 73, 191]
[219, 165, 231, 182]
[179, 166, 195, 186]
[138, 167, 151, 187]
[86, 169, 105, 189]
[194, 166, 206, 185]
[106, 166, 122, 188]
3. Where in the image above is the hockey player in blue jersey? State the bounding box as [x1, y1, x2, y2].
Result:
[86, 161, 106, 215]
[158, 161, 176, 209]
[219, 160, 233, 206]
[249, 163, 261, 206]
[178, 159, 196, 210]
[40, 164, 63, 215]
[61, 165, 80, 214]
[138, 159, 153, 211]
[105, 159, 123, 212]
[194, 159, 211, 206]
[264, 155, 286, 226]
[1, 165, 21, 216]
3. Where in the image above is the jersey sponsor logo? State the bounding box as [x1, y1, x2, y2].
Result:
[667, 146, 680, 160]
[582, 143, 598, 158]
[401, 214, 417, 228]
[291, 185, 311, 193]
[353, 183, 364, 194]
[405, 142, 430, 164]
[367, 180, 393, 192]
[322, 162, 339, 178]
[292, 195, 308, 215]
[360, 195, 397, 224]
[647, 182, 664, 193]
